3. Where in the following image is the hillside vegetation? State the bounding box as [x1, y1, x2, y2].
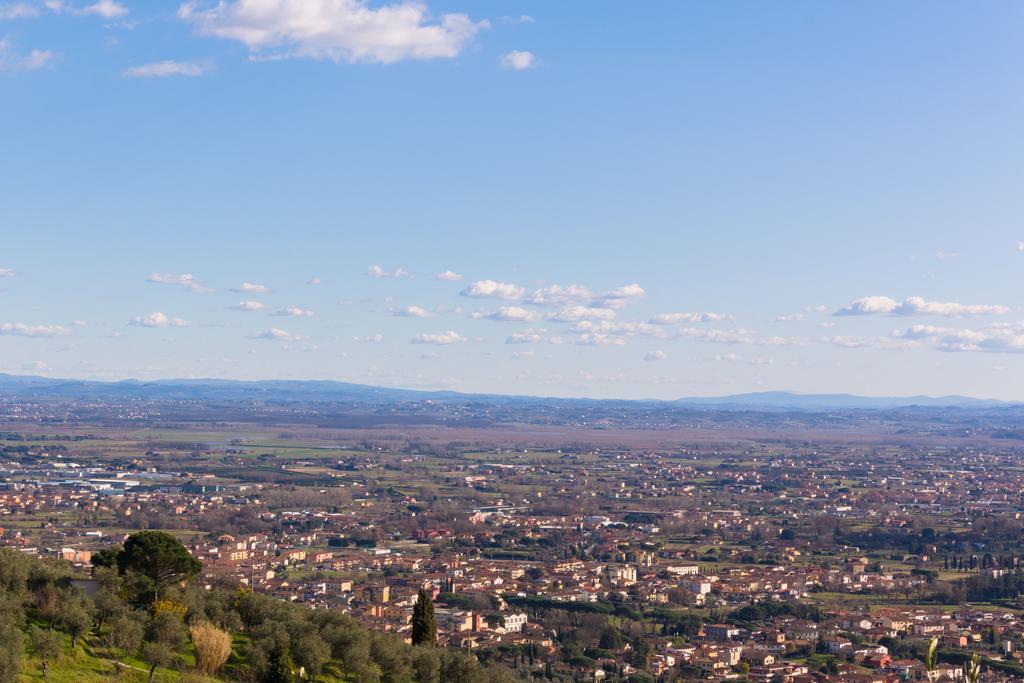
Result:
[0, 532, 515, 683]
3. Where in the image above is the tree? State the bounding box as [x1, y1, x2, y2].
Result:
[91, 547, 120, 571]
[104, 614, 144, 664]
[439, 650, 485, 683]
[148, 610, 186, 652]
[29, 627, 62, 680]
[190, 620, 232, 675]
[59, 599, 94, 649]
[599, 626, 624, 650]
[115, 531, 202, 601]
[411, 590, 437, 646]
[141, 642, 174, 683]
[370, 632, 413, 682]
[92, 568, 128, 629]
[411, 646, 440, 683]
[32, 582, 61, 626]
[263, 642, 296, 683]
[292, 633, 331, 682]
[0, 608, 23, 683]
[629, 636, 651, 668]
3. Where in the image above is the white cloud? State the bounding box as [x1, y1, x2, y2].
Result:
[505, 330, 543, 344]
[411, 330, 465, 345]
[124, 60, 208, 78]
[368, 264, 412, 278]
[776, 313, 803, 322]
[710, 353, 740, 362]
[232, 281, 268, 293]
[129, 312, 188, 328]
[511, 350, 534, 359]
[0, 322, 68, 337]
[548, 306, 616, 323]
[806, 305, 830, 314]
[433, 270, 463, 281]
[826, 335, 919, 350]
[272, 305, 314, 317]
[525, 282, 645, 310]
[649, 311, 733, 324]
[230, 300, 265, 311]
[526, 284, 592, 306]
[572, 320, 661, 337]
[147, 272, 209, 292]
[893, 322, 1024, 354]
[679, 327, 802, 346]
[394, 305, 432, 318]
[835, 295, 1008, 317]
[252, 327, 306, 342]
[80, 0, 126, 17]
[179, 0, 486, 65]
[498, 49, 535, 70]
[45, 0, 127, 17]
[1018, 241, 1024, 252]
[0, 3, 41, 19]
[0, 37, 55, 72]
[644, 350, 667, 362]
[573, 334, 626, 347]
[461, 279, 524, 300]
[354, 333, 383, 342]
[306, 277, 321, 285]
[0, 267, 15, 277]
[472, 306, 540, 322]
[601, 283, 645, 303]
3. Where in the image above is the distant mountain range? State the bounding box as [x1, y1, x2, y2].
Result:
[0, 373, 1016, 411]
[670, 391, 1016, 410]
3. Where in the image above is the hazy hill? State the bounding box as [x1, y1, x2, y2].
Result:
[0, 373, 1015, 411]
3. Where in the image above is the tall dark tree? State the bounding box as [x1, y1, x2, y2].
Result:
[262, 642, 297, 683]
[411, 589, 437, 646]
[114, 531, 202, 600]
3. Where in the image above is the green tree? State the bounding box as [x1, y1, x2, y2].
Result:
[141, 642, 174, 683]
[0, 608, 23, 683]
[104, 614, 144, 660]
[115, 531, 202, 601]
[91, 547, 120, 571]
[263, 642, 296, 683]
[292, 633, 331, 682]
[147, 611, 186, 652]
[439, 650, 484, 683]
[59, 599, 94, 649]
[411, 590, 437, 647]
[29, 627, 62, 680]
[411, 646, 440, 683]
[599, 626, 623, 650]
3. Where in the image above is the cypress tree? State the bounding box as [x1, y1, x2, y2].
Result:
[263, 643, 296, 683]
[411, 589, 437, 646]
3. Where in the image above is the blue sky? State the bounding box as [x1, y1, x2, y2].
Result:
[2, 0, 1024, 399]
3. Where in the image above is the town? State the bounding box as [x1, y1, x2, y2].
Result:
[3, 396, 1024, 681]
